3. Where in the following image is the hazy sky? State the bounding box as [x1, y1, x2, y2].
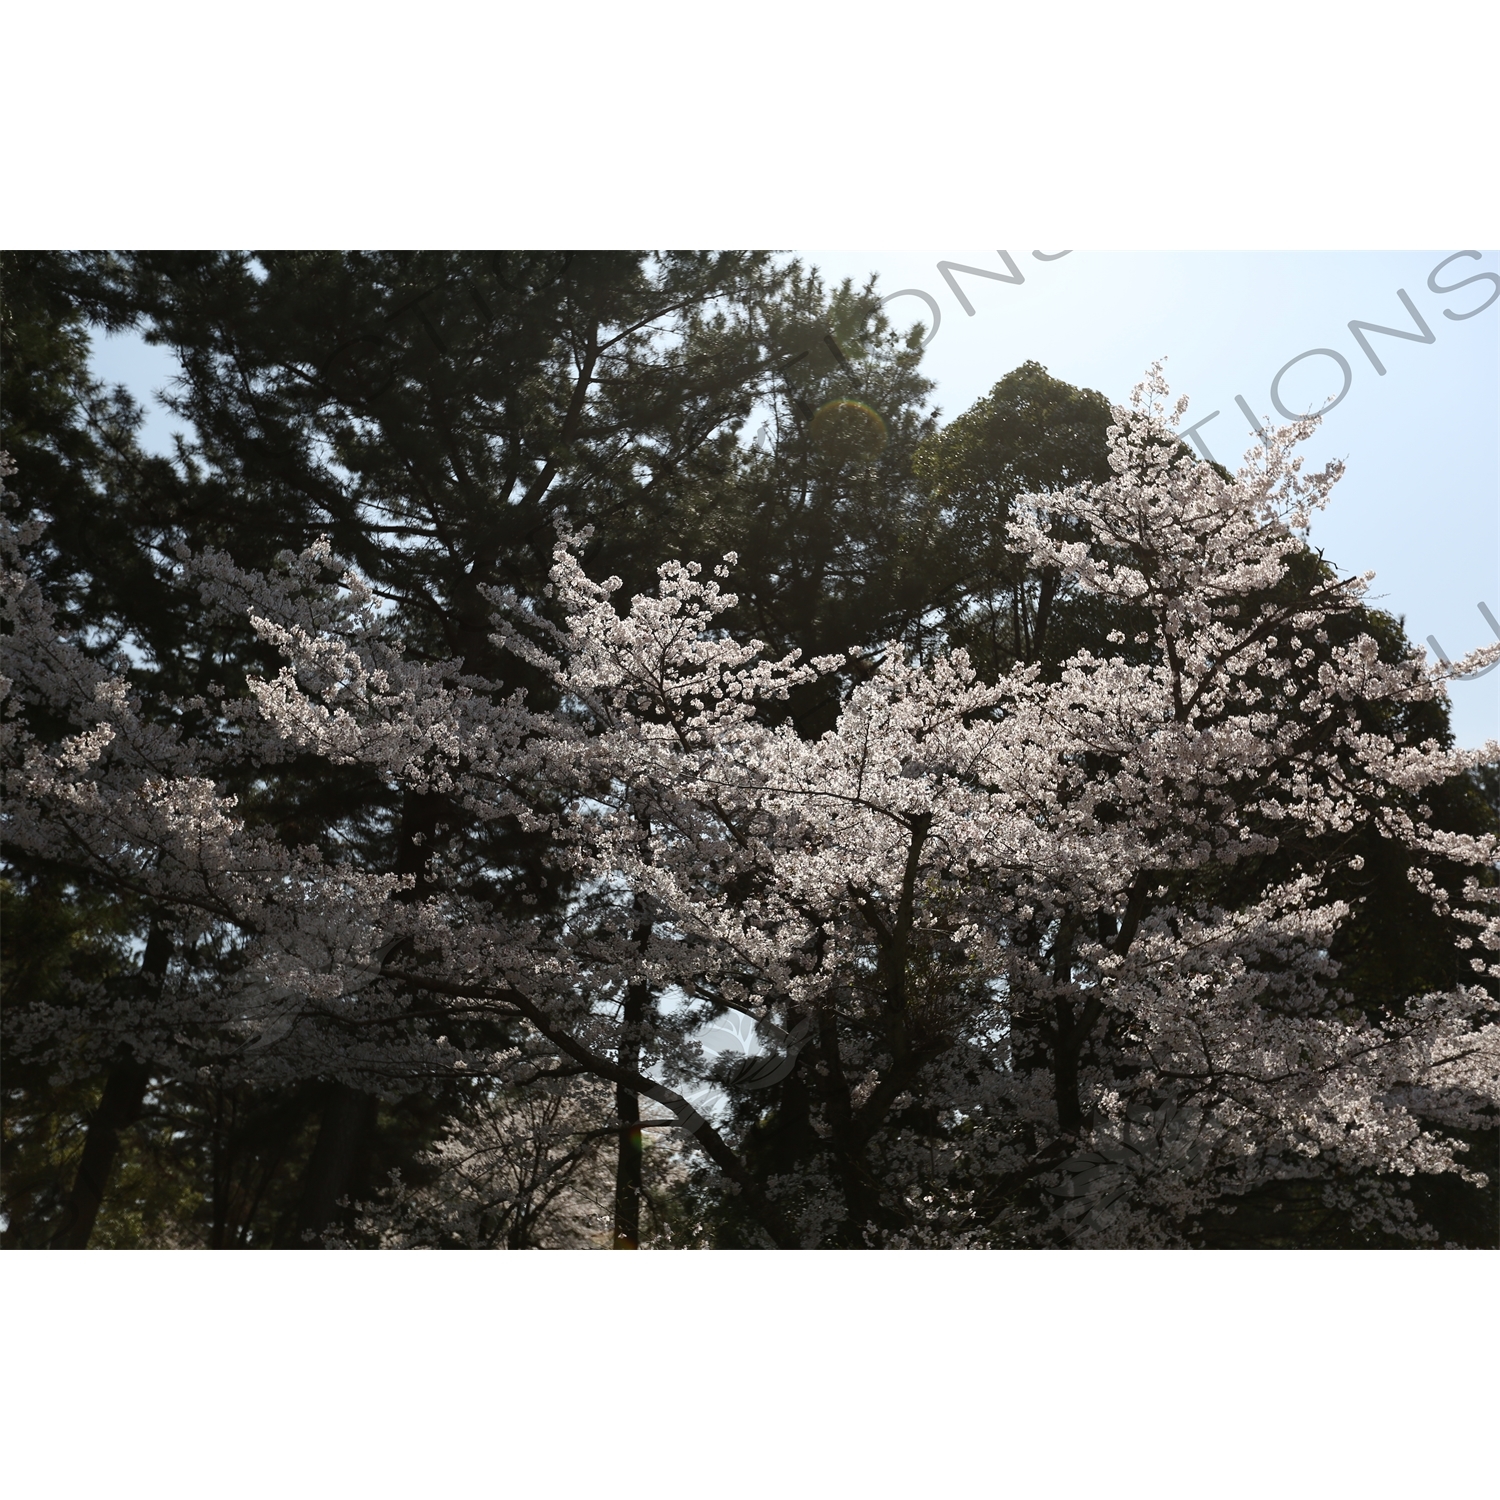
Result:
[89, 250, 1500, 746]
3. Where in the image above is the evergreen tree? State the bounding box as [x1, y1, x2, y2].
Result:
[3, 251, 947, 1245]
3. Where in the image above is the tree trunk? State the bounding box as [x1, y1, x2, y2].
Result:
[48, 1057, 152, 1249]
[294, 1082, 378, 1246]
[1054, 1013, 1084, 1137]
[287, 783, 433, 1247]
[48, 919, 170, 1250]
[612, 978, 647, 1249]
[1050, 916, 1085, 1136]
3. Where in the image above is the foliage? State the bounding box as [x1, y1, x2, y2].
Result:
[6, 367, 1497, 1248]
[1, 250, 946, 1244]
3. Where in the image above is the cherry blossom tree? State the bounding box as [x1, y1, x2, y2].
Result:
[6, 367, 1498, 1248]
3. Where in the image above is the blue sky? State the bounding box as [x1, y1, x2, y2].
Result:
[89, 250, 1500, 746]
